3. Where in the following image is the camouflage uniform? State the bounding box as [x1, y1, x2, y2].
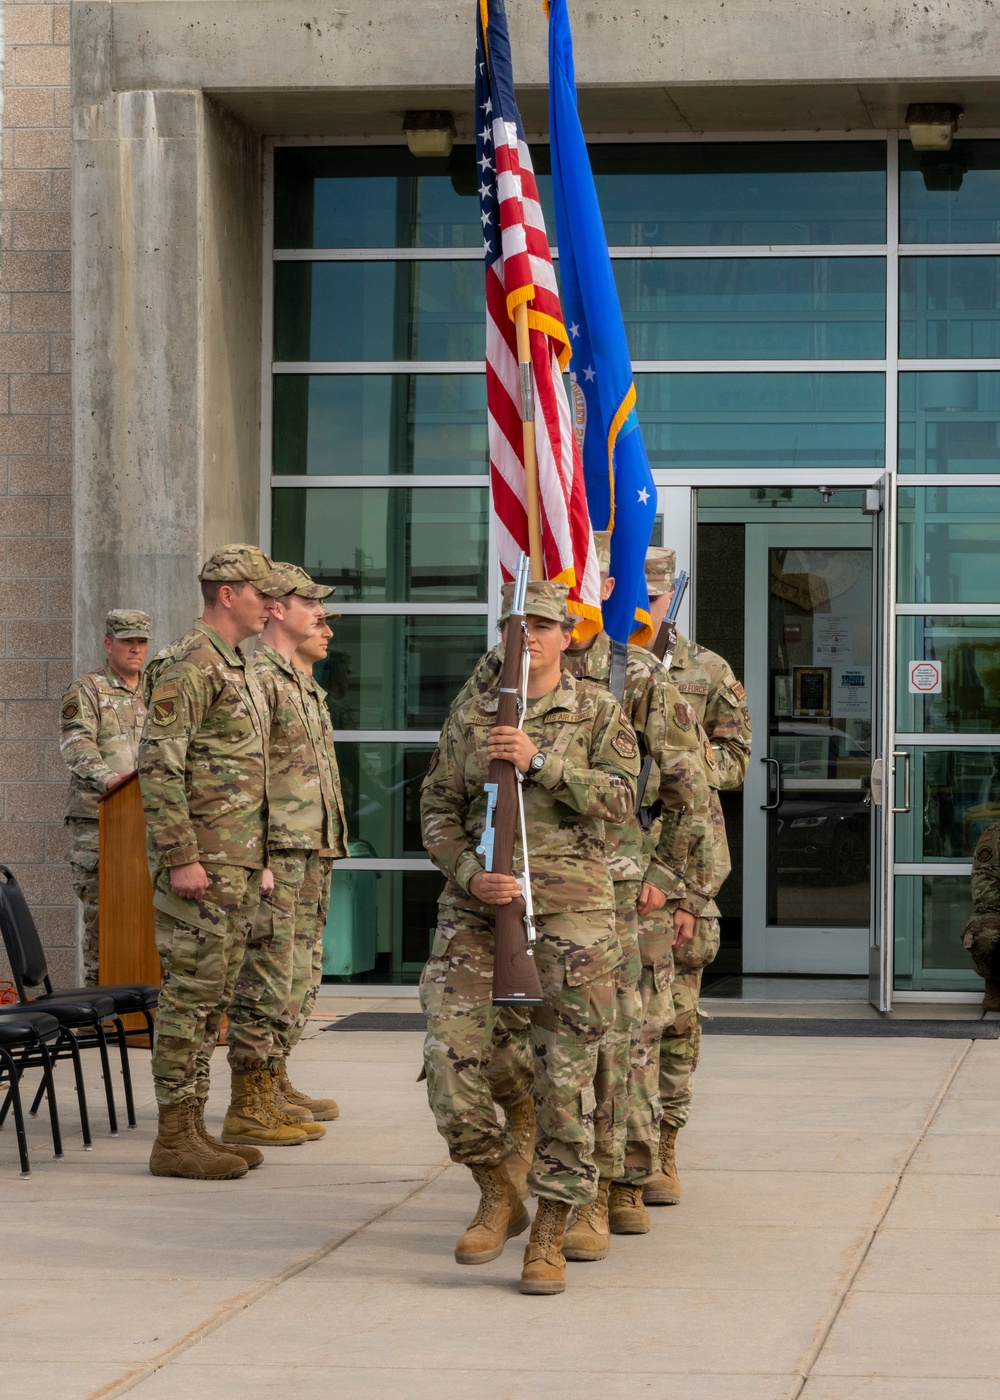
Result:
[228, 638, 347, 1072]
[139, 617, 272, 1107]
[420, 667, 639, 1206]
[60, 610, 151, 984]
[657, 628, 750, 1133]
[962, 824, 1000, 1009]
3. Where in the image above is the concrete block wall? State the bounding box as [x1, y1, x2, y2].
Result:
[0, 0, 76, 982]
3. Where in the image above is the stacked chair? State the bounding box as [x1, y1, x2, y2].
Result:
[0, 865, 159, 1175]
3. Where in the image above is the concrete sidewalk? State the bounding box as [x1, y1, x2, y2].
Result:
[2, 1013, 999, 1400]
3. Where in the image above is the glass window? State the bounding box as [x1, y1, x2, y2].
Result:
[316, 616, 488, 731]
[897, 486, 1000, 604]
[329, 741, 436, 857]
[896, 616, 1000, 732]
[638, 372, 885, 470]
[894, 875, 981, 986]
[894, 747, 1000, 863]
[899, 257, 1000, 358]
[274, 146, 483, 249]
[273, 262, 485, 362]
[900, 140, 1000, 243]
[899, 371, 1000, 473]
[272, 374, 489, 476]
[323, 868, 445, 983]
[275, 142, 886, 251]
[271, 486, 489, 602]
[612, 258, 885, 360]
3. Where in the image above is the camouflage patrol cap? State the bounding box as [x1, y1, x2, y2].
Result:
[199, 544, 284, 598]
[644, 546, 677, 598]
[593, 530, 612, 574]
[105, 609, 151, 640]
[498, 579, 573, 626]
[269, 561, 335, 601]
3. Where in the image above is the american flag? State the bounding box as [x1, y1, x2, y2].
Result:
[476, 0, 602, 635]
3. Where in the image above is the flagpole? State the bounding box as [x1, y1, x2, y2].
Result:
[513, 301, 544, 581]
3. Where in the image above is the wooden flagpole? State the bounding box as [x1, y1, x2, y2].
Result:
[513, 301, 544, 580]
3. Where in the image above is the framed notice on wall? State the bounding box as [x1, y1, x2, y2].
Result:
[793, 665, 831, 717]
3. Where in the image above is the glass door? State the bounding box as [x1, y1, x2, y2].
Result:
[743, 522, 875, 973]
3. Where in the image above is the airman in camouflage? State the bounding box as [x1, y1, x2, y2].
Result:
[60, 609, 151, 983]
[224, 564, 348, 1148]
[962, 824, 1000, 1012]
[643, 545, 749, 1206]
[138, 544, 284, 1182]
[420, 579, 639, 1294]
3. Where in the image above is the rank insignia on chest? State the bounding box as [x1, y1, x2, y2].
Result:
[611, 728, 637, 759]
[152, 698, 176, 726]
[61, 701, 78, 721]
[674, 703, 692, 731]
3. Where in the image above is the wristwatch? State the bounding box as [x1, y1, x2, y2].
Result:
[527, 751, 546, 778]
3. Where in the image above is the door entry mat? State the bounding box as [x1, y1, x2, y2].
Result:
[327, 1011, 999, 1038]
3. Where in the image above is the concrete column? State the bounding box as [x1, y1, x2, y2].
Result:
[72, 22, 262, 660]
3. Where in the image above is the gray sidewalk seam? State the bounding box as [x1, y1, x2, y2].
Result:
[86, 1153, 452, 1400]
[787, 1037, 974, 1398]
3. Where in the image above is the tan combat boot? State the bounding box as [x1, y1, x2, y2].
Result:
[150, 1101, 249, 1180]
[263, 1068, 326, 1140]
[221, 1070, 308, 1147]
[562, 1178, 611, 1261]
[192, 1095, 264, 1170]
[643, 1123, 681, 1205]
[608, 1180, 651, 1234]
[503, 1096, 535, 1201]
[275, 1059, 340, 1121]
[519, 1198, 571, 1295]
[455, 1162, 530, 1264]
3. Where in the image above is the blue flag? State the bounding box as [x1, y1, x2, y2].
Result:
[547, 0, 656, 644]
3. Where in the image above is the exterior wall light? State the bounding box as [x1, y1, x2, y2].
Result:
[905, 103, 963, 152]
[402, 111, 456, 158]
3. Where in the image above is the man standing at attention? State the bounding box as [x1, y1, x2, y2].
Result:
[224, 565, 347, 1148]
[60, 610, 151, 984]
[138, 545, 283, 1182]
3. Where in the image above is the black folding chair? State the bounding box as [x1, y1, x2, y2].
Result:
[0, 865, 158, 1134]
[0, 1008, 62, 1176]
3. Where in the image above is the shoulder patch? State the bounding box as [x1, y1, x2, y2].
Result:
[730, 680, 746, 702]
[61, 700, 78, 722]
[704, 737, 718, 773]
[427, 747, 440, 776]
[673, 702, 693, 731]
[977, 842, 994, 863]
[611, 727, 637, 760]
[152, 698, 176, 726]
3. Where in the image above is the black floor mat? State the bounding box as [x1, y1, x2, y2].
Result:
[327, 1011, 998, 1038]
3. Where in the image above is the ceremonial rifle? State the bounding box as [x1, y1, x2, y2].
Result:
[636, 570, 689, 829]
[477, 553, 545, 1007]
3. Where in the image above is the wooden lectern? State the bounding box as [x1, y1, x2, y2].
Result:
[98, 773, 160, 1033]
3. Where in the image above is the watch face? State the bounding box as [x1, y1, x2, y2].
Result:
[530, 753, 545, 772]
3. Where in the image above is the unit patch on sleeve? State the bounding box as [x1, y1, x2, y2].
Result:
[152, 698, 176, 726]
[730, 680, 746, 702]
[61, 701, 78, 722]
[426, 747, 440, 776]
[611, 728, 637, 760]
[673, 702, 693, 731]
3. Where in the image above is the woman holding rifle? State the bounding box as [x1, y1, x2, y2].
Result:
[419, 579, 639, 1295]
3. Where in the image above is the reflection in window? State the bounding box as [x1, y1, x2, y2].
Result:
[274, 262, 486, 362]
[273, 375, 489, 476]
[896, 617, 1000, 733]
[900, 141, 1000, 243]
[899, 257, 1000, 358]
[899, 372, 1000, 473]
[638, 373, 885, 470]
[613, 258, 885, 360]
[894, 748, 1000, 863]
[329, 742, 435, 858]
[324, 868, 446, 984]
[271, 487, 489, 602]
[316, 616, 488, 731]
[274, 142, 887, 251]
[894, 875, 982, 984]
[897, 487, 1000, 604]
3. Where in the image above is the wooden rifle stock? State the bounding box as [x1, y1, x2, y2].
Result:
[489, 613, 545, 1007]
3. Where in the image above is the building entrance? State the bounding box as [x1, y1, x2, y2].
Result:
[691, 490, 878, 981]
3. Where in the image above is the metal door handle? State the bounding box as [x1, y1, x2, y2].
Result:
[760, 755, 783, 811]
[892, 750, 911, 814]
